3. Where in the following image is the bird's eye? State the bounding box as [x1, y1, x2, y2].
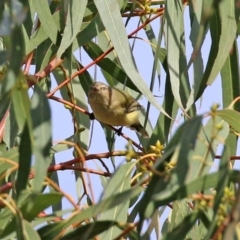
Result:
[101, 87, 107, 90]
[91, 86, 98, 91]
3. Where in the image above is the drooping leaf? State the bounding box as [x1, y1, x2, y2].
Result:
[196, 0, 237, 100]
[59, 221, 121, 240]
[161, 211, 199, 240]
[98, 162, 134, 239]
[0, 192, 62, 238]
[206, 0, 236, 86]
[37, 186, 143, 239]
[57, 0, 87, 57]
[31, 85, 52, 192]
[165, 0, 184, 109]
[216, 109, 240, 133]
[11, 73, 32, 133]
[31, 0, 59, 45]
[16, 123, 32, 198]
[220, 41, 240, 110]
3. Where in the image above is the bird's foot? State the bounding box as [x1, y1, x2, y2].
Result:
[89, 113, 95, 120]
[116, 126, 123, 136]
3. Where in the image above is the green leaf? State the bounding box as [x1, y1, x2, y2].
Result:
[24, 3, 98, 54]
[153, 116, 228, 202]
[220, 41, 240, 110]
[147, 61, 174, 146]
[138, 116, 202, 229]
[31, 85, 52, 192]
[11, 73, 31, 133]
[161, 211, 199, 240]
[15, 210, 26, 240]
[192, 116, 229, 177]
[36, 186, 143, 239]
[67, 57, 90, 148]
[203, 146, 230, 239]
[22, 3, 34, 37]
[31, 209, 74, 228]
[0, 197, 27, 239]
[50, 134, 77, 154]
[16, 123, 32, 198]
[141, 15, 162, 81]
[188, 0, 204, 101]
[165, 0, 184, 109]
[48, 155, 62, 212]
[52, 54, 90, 151]
[75, 13, 105, 48]
[23, 220, 41, 240]
[171, 115, 203, 183]
[0, 207, 14, 237]
[216, 109, 240, 132]
[24, 11, 59, 55]
[196, 0, 237, 100]
[141, 208, 164, 240]
[31, 0, 59, 45]
[36, 40, 58, 73]
[195, 6, 220, 100]
[141, 19, 174, 143]
[3, 103, 19, 148]
[0, 147, 19, 176]
[206, 0, 236, 85]
[0, 51, 8, 66]
[98, 162, 134, 239]
[0, 91, 10, 127]
[57, 0, 87, 57]
[0, 192, 62, 239]
[151, 169, 240, 210]
[59, 221, 120, 240]
[219, 40, 240, 164]
[20, 192, 62, 221]
[138, 115, 230, 228]
[9, 26, 25, 76]
[169, 199, 198, 239]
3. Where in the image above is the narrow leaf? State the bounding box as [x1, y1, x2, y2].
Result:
[165, 0, 184, 109]
[161, 211, 199, 240]
[23, 220, 41, 240]
[37, 186, 143, 239]
[11, 73, 31, 133]
[59, 221, 120, 240]
[31, 0, 59, 44]
[220, 41, 240, 110]
[99, 162, 134, 239]
[206, 0, 236, 85]
[31, 85, 52, 192]
[16, 123, 32, 198]
[216, 109, 240, 133]
[57, 0, 87, 57]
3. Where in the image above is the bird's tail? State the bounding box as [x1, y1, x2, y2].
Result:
[130, 123, 149, 138]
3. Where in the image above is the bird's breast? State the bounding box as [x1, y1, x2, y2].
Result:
[89, 97, 139, 126]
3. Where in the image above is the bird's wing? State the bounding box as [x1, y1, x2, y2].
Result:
[111, 87, 143, 113]
[127, 100, 143, 113]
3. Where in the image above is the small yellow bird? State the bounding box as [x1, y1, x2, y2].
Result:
[88, 82, 149, 138]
